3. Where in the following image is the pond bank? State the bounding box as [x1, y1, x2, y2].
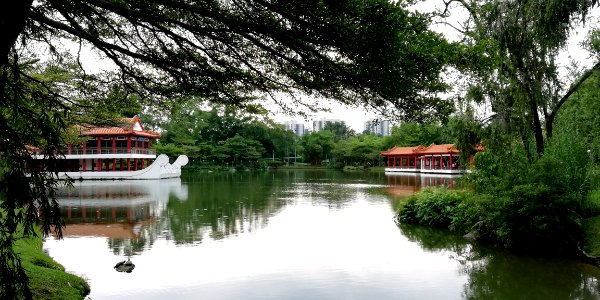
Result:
[17, 235, 89, 299]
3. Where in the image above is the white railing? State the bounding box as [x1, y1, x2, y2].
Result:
[61, 147, 156, 155]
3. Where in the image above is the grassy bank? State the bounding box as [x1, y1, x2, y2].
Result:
[15, 235, 90, 299]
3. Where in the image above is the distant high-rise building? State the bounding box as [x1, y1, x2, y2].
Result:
[364, 118, 390, 136]
[284, 121, 305, 137]
[313, 118, 344, 132]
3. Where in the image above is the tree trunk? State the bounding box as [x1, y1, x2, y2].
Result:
[0, 1, 33, 66]
[529, 100, 545, 157]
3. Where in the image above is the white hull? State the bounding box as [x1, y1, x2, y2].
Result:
[57, 154, 188, 180]
[384, 167, 465, 175]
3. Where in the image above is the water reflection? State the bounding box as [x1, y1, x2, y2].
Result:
[56, 179, 187, 256]
[399, 223, 600, 300]
[44, 171, 600, 300]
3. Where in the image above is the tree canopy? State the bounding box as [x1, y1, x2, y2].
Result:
[4, 0, 455, 117]
[0, 2, 459, 296]
[442, 0, 599, 158]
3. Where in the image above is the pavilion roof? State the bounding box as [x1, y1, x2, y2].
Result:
[77, 115, 160, 139]
[381, 143, 464, 156]
[420, 143, 460, 154]
[380, 145, 425, 156]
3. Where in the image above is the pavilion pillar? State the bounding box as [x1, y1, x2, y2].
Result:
[112, 138, 116, 154]
[127, 138, 131, 153]
[134, 158, 138, 171]
[400, 156, 403, 169]
[127, 158, 131, 171]
[450, 154, 453, 171]
[430, 156, 433, 170]
[439, 155, 442, 170]
[68, 143, 72, 155]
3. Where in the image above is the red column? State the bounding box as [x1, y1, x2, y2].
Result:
[430, 156, 433, 170]
[97, 138, 102, 172]
[450, 154, 453, 171]
[82, 159, 86, 172]
[127, 158, 131, 171]
[400, 156, 403, 169]
[68, 143, 72, 155]
[127, 138, 131, 153]
[134, 158, 138, 171]
[112, 138, 116, 154]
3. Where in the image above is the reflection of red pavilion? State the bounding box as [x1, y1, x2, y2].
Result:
[385, 173, 458, 197]
[381, 143, 481, 174]
[56, 183, 159, 238]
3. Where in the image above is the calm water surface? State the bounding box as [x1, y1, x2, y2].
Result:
[44, 171, 600, 299]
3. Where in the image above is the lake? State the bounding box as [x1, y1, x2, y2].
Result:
[43, 170, 600, 299]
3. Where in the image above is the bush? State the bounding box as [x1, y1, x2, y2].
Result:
[398, 184, 583, 255]
[266, 160, 284, 169]
[398, 187, 473, 228]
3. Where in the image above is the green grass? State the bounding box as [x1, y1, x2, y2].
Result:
[582, 215, 600, 257]
[14, 235, 90, 300]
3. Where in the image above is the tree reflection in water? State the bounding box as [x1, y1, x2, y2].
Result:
[399, 223, 600, 300]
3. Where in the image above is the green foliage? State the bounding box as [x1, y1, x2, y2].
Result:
[14, 235, 90, 299]
[331, 134, 385, 168]
[219, 134, 265, 167]
[398, 187, 469, 228]
[383, 122, 450, 150]
[448, 0, 599, 157]
[400, 122, 596, 255]
[582, 215, 600, 257]
[299, 130, 335, 165]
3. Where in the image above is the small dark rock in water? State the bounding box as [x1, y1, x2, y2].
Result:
[114, 260, 135, 273]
